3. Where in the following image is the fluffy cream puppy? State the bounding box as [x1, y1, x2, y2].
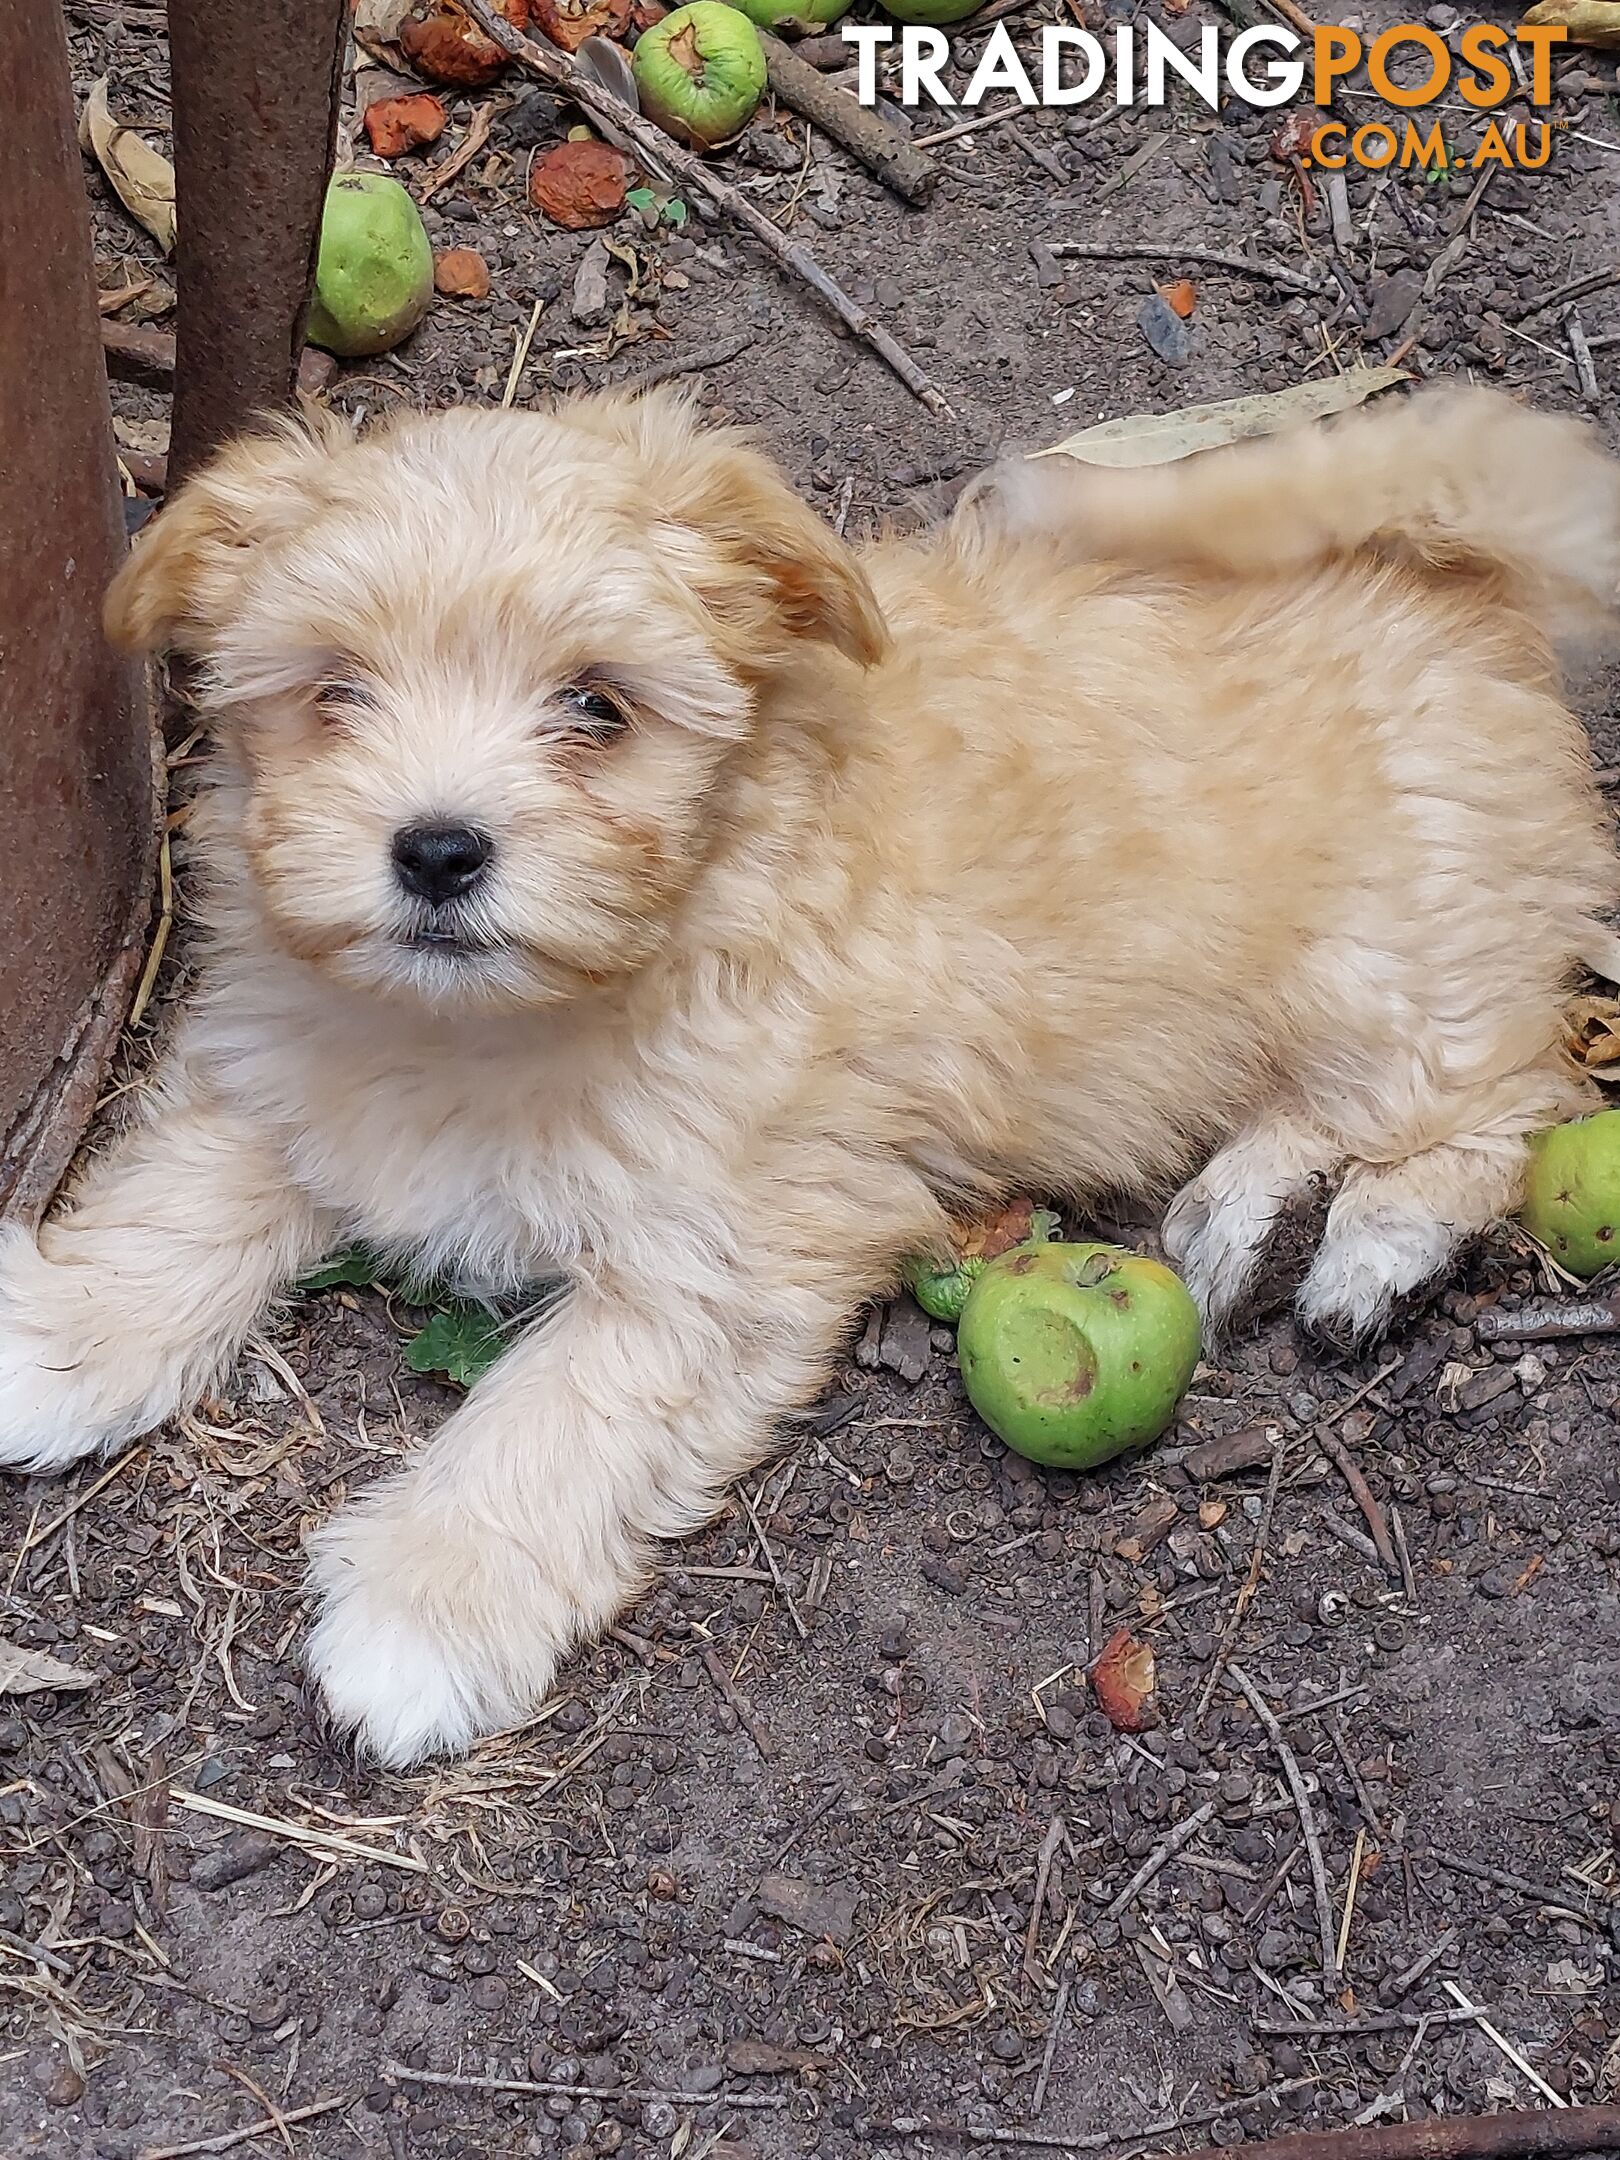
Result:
[0, 384, 1613, 1764]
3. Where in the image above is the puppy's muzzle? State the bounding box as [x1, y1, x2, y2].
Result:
[391, 821, 492, 908]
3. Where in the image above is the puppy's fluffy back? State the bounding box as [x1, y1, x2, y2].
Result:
[973, 385, 1620, 656]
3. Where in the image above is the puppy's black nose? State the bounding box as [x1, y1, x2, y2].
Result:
[391, 822, 491, 906]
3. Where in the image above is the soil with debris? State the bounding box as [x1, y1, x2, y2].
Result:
[9, 2, 1620, 2156]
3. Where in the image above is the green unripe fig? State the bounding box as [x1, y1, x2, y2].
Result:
[734, 0, 850, 29]
[957, 1243, 1201, 1470]
[904, 1205, 1060, 1324]
[305, 172, 433, 358]
[1520, 1110, 1620, 1277]
[633, 2, 766, 150]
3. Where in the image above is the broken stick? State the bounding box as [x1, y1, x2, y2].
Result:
[457, 0, 950, 417]
[759, 33, 936, 205]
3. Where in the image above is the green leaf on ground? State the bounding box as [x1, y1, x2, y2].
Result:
[404, 1304, 507, 1387]
[299, 1246, 383, 1291]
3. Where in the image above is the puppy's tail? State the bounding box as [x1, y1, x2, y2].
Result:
[979, 385, 1620, 653]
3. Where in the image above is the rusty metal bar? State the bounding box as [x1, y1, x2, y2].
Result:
[167, 0, 348, 486]
[0, 0, 159, 1224]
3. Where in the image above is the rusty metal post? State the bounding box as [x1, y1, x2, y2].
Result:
[0, 0, 159, 1223]
[167, 0, 347, 487]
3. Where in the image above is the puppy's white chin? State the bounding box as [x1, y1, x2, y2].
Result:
[327, 936, 560, 1016]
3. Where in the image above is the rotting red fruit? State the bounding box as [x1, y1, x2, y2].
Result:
[530, 0, 633, 49]
[527, 138, 631, 228]
[400, 0, 526, 87]
[1092, 1626, 1156, 1731]
[363, 91, 448, 156]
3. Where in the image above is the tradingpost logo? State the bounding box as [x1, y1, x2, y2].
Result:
[847, 21, 1569, 171]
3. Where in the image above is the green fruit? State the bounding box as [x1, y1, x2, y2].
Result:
[905, 1255, 984, 1325]
[885, 0, 982, 22]
[734, 0, 850, 29]
[305, 172, 433, 358]
[957, 1243, 1201, 1470]
[633, 2, 766, 150]
[904, 1206, 1061, 1325]
[1520, 1110, 1620, 1276]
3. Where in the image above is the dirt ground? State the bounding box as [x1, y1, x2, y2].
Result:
[6, 2, 1620, 2156]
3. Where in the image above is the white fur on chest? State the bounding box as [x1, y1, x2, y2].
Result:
[194, 966, 614, 1289]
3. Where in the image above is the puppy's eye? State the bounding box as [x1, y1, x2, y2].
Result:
[558, 683, 630, 742]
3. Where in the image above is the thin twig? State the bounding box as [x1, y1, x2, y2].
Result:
[420, 95, 506, 204]
[863, 2080, 1318, 2152]
[502, 297, 545, 409]
[1250, 2007, 1494, 2038]
[126, 830, 173, 1031]
[1225, 1663, 1338, 1988]
[1048, 241, 1322, 297]
[702, 1646, 776, 1761]
[611, 328, 756, 392]
[1381, 1925, 1457, 2001]
[1100, 1800, 1217, 1926]
[1328, 1712, 1384, 1839]
[137, 2097, 351, 2160]
[457, 0, 951, 416]
[1024, 1812, 1066, 1978]
[1430, 1852, 1606, 1930]
[1389, 1505, 1417, 1604]
[1336, 1826, 1367, 1973]
[382, 2062, 790, 2110]
[738, 1484, 808, 1641]
[19, 1447, 147, 1556]
[1193, 1431, 1285, 1721]
[1513, 263, 1620, 326]
[1031, 1962, 1070, 2117]
[1441, 1981, 1567, 2107]
[1567, 309, 1600, 405]
[168, 1789, 427, 1874]
[1308, 1361, 1401, 1575]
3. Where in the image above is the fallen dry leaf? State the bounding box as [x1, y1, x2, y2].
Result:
[434, 244, 491, 297]
[1564, 994, 1620, 1071]
[401, 0, 526, 87]
[364, 91, 448, 155]
[0, 1637, 95, 1697]
[80, 78, 176, 252]
[1521, 0, 1620, 41]
[528, 138, 630, 229]
[1091, 1626, 1156, 1731]
[1041, 368, 1408, 471]
[1158, 278, 1197, 320]
[531, 0, 632, 50]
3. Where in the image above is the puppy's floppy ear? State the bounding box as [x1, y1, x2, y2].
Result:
[597, 388, 887, 669]
[105, 410, 344, 656]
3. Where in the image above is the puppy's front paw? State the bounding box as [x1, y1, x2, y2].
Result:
[304, 1491, 565, 1766]
[0, 1227, 167, 1473]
